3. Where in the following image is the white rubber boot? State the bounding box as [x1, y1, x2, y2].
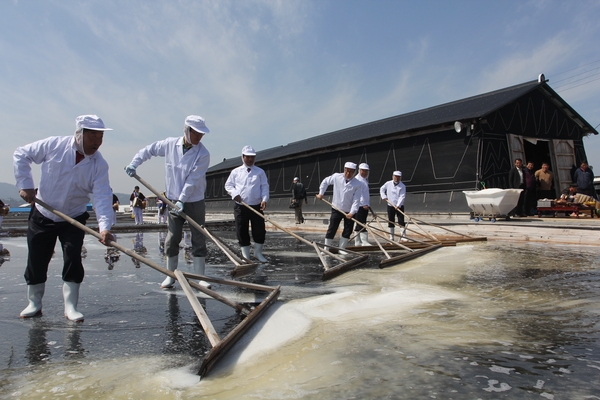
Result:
[360, 231, 371, 246]
[323, 238, 333, 253]
[254, 243, 268, 263]
[241, 246, 251, 261]
[354, 233, 362, 246]
[63, 282, 84, 322]
[193, 257, 211, 288]
[20, 283, 45, 318]
[389, 227, 395, 241]
[400, 227, 408, 242]
[339, 237, 349, 255]
[161, 256, 178, 288]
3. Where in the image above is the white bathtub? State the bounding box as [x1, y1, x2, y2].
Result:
[462, 188, 523, 219]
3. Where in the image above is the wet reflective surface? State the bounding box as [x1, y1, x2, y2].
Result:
[1, 231, 599, 399]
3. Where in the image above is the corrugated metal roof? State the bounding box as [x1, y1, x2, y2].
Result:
[209, 79, 596, 173]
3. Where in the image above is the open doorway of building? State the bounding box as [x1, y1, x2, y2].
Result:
[523, 139, 551, 173]
[522, 138, 576, 196]
[509, 135, 577, 196]
[522, 139, 556, 198]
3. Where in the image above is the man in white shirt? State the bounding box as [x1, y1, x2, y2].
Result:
[379, 171, 406, 241]
[353, 163, 371, 246]
[14, 115, 115, 321]
[315, 162, 362, 252]
[224, 145, 270, 262]
[125, 115, 211, 289]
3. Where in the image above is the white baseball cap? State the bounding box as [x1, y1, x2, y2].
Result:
[393, 171, 402, 177]
[75, 115, 112, 131]
[359, 163, 370, 170]
[293, 177, 299, 181]
[242, 145, 256, 156]
[185, 115, 210, 134]
[344, 162, 357, 170]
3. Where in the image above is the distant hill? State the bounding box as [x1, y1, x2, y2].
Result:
[0, 182, 20, 206]
[0, 181, 130, 207]
[115, 193, 130, 205]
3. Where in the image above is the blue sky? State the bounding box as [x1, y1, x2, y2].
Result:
[2, 0, 599, 196]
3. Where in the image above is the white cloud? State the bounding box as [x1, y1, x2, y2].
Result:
[1, 0, 599, 195]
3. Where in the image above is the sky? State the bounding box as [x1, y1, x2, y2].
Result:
[1, 0, 600, 197]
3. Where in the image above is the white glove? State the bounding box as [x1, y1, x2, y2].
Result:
[175, 201, 184, 212]
[125, 164, 137, 177]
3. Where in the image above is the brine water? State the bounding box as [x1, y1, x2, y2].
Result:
[0, 231, 599, 399]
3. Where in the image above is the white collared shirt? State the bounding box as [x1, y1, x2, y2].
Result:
[355, 174, 370, 207]
[225, 164, 270, 205]
[129, 137, 210, 203]
[380, 179, 406, 207]
[318, 173, 361, 214]
[14, 136, 113, 232]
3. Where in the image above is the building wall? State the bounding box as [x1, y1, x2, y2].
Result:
[477, 96, 591, 194]
[205, 85, 594, 213]
[206, 128, 479, 213]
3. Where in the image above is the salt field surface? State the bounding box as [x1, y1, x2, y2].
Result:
[1, 230, 599, 399]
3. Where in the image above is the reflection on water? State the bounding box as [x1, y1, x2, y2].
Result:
[25, 319, 50, 365]
[131, 232, 147, 268]
[0, 233, 599, 399]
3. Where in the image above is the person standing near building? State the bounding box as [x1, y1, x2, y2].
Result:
[380, 171, 406, 241]
[126, 115, 212, 288]
[129, 186, 146, 225]
[523, 161, 537, 216]
[315, 162, 362, 252]
[14, 114, 115, 321]
[535, 162, 555, 200]
[353, 163, 371, 246]
[508, 158, 526, 217]
[291, 177, 307, 224]
[573, 161, 596, 198]
[224, 145, 270, 262]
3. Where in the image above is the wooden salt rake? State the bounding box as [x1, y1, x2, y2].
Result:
[382, 199, 486, 245]
[240, 202, 369, 280]
[134, 173, 256, 278]
[318, 198, 441, 268]
[34, 198, 280, 378]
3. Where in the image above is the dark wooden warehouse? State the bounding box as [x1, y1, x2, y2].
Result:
[205, 75, 598, 213]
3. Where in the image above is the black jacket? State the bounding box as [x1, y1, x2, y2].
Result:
[292, 182, 306, 200]
[508, 167, 526, 189]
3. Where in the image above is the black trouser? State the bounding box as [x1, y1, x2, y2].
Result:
[537, 190, 554, 200]
[234, 203, 266, 246]
[387, 205, 405, 227]
[514, 186, 526, 215]
[25, 207, 89, 285]
[354, 206, 369, 232]
[524, 188, 537, 215]
[326, 208, 354, 239]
